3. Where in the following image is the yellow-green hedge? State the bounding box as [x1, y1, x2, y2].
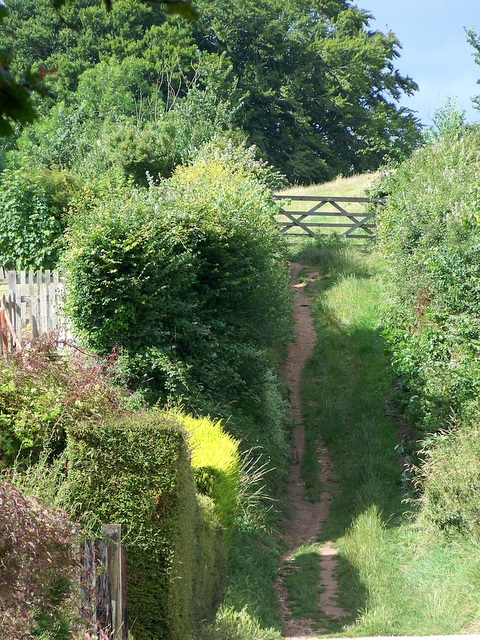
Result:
[178, 414, 241, 544]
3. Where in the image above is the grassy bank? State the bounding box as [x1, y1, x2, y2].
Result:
[292, 236, 480, 636]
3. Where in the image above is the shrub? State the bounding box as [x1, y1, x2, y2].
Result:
[0, 483, 78, 640]
[60, 410, 225, 640]
[0, 336, 128, 466]
[0, 167, 71, 269]
[63, 158, 291, 415]
[193, 135, 287, 190]
[375, 125, 480, 436]
[375, 119, 480, 539]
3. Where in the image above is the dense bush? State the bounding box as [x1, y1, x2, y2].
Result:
[375, 115, 480, 537]
[0, 167, 71, 269]
[63, 158, 291, 416]
[375, 123, 480, 436]
[60, 410, 226, 640]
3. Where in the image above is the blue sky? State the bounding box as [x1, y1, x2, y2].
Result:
[358, 0, 480, 125]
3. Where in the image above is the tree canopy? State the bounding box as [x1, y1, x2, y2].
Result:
[1, 0, 422, 183]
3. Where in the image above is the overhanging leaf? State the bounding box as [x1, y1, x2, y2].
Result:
[164, 0, 198, 20]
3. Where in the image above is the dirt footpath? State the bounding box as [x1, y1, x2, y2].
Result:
[276, 263, 347, 638]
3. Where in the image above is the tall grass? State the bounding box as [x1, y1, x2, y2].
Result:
[197, 527, 283, 640]
[297, 236, 480, 636]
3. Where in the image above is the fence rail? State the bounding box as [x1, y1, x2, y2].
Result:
[0, 269, 69, 354]
[273, 194, 385, 238]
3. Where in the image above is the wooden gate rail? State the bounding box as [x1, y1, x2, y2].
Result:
[273, 195, 385, 239]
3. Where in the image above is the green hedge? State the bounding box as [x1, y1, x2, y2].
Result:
[61, 410, 225, 640]
[375, 120, 480, 537]
[63, 157, 290, 430]
[375, 125, 480, 435]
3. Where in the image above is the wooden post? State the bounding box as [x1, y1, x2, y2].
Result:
[101, 524, 128, 640]
[79, 525, 128, 639]
[8, 270, 21, 343]
[0, 300, 21, 351]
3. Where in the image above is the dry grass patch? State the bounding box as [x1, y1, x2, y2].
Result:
[278, 172, 381, 198]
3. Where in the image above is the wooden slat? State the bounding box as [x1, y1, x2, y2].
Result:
[280, 221, 374, 229]
[45, 270, 52, 333]
[279, 208, 316, 237]
[28, 271, 38, 337]
[277, 209, 371, 217]
[8, 271, 21, 342]
[274, 195, 385, 203]
[344, 212, 375, 237]
[38, 269, 46, 334]
[52, 270, 59, 330]
[0, 300, 8, 355]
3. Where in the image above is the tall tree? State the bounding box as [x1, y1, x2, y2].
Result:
[194, 0, 421, 182]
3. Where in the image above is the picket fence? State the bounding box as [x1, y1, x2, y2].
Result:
[0, 268, 69, 354]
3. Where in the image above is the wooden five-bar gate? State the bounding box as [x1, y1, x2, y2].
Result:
[273, 194, 385, 239]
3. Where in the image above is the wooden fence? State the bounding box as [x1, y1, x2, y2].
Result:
[80, 524, 128, 640]
[0, 269, 69, 354]
[273, 194, 385, 239]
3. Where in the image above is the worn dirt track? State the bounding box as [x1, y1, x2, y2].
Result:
[277, 262, 347, 639]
